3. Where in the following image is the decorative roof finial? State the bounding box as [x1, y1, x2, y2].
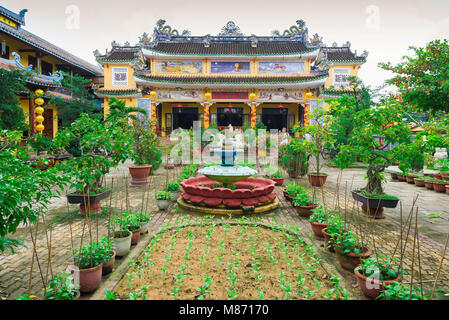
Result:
[218, 21, 243, 37]
[93, 49, 100, 57]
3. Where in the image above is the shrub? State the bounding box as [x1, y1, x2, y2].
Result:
[155, 191, 173, 201]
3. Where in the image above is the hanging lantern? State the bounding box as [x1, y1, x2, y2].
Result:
[278, 104, 283, 109]
[305, 92, 313, 99]
[36, 124, 45, 132]
[35, 106, 44, 114]
[204, 92, 211, 100]
[35, 89, 44, 96]
[35, 97, 44, 105]
[150, 91, 157, 99]
[177, 104, 183, 113]
[249, 93, 257, 100]
[228, 104, 233, 109]
[35, 115, 44, 123]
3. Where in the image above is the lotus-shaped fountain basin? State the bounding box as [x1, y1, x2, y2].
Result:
[197, 165, 257, 186]
[180, 176, 276, 208]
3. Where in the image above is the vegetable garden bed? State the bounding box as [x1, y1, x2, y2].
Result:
[112, 221, 347, 300]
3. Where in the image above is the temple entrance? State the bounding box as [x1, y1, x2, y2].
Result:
[217, 106, 243, 128]
[262, 108, 288, 131]
[172, 107, 199, 130]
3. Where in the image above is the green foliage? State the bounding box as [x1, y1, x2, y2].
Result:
[178, 164, 198, 181]
[334, 229, 366, 255]
[379, 39, 449, 114]
[356, 254, 402, 281]
[49, 71, 101, 128]
[155, 191, 173, 200]
[0, 69, 28, 131]
[27, 133, 55, 153]
[280, 138, 309, 176]
[165, 181, 180, 191]
[335, 99, 411, 195]
[55, 113, 132, 193]
[291, 187, 317, 207]
[309, 206, 336, 224]
[72, 241, 108, 269]
[285, 181, 304, 197]
[130, 118, 162, 169]
[105, 97, 148, 128]
[327, 77, 372, 154]
[268, 170, 282, 179]
[377, 281, 426, 300]
[0, 130, 67, 254]
[393, 140, 425, 173]
[43, 272, 79, 300]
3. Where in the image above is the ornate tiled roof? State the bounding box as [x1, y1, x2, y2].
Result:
[0, 6, 27, 26]
[94, 45, 143, 66]
[134, 72, 328, 89]
[320, 45, 367, 64]
[94, 88, 142, 98]
[142, 41, 315, 57]
[0, 21, 103, 76]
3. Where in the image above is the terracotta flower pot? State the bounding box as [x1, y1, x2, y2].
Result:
[433, 182, 446, 193]
[102, 250, 116, 275]
[322, 228, 335, 252]
[283, 190, 293, 203]
[397, 174, 406, 181]
[335, 246, 372, 271]
[307, 173, 328, 187]
[295, 204, 317, 218]
[425, 180, 434, 190]
[74, 263, 103, 293]
[270, 178, 284, 186]
[164, 163, 175, 169]
[390, 172, 398, 180]
[446, 185, 449, 195]
[130, 227, 141, 245]
[354, 268, 401, 299]
[288, 171, 298, 178]
[310, 221, 327, 238]
[129, 165, 152, 187]
[434, 173, 443, 180]
[405, 175, 416, 184]
[414, 178, 426, 187]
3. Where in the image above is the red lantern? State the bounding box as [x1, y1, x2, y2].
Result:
[228, 104, 233, 109]
[278, 104, 283, 109]
[177, 104, 183, 108]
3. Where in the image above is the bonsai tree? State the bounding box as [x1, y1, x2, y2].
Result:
[335, 99, 411, 196]
[279, 138, 309, 177]
[130, 117, 162, 169]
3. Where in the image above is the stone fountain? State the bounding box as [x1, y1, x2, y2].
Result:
[177, 127, 278, 215]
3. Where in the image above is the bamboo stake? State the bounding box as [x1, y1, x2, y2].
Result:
[414, 207, 424, 300]
[430, 223, 449, 300]
[27, 217, 45, 294]
[409, 205, 418, 300]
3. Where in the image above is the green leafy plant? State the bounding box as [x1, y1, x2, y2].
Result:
[291, 186, 316, 207]
[72, 241, 108, 269]
[280, 138, 309, 176]
[377, 281, 426, 300]
[129, 117, 162, 170]
[27, 133, 54, 153]
[165, 181, 180, 192]
[356, 254, 402, 281]
[43, 272, 80, 300]
[334, 229, 366, 255]
[269, 170, 283, 179]
[309, 206, 336, 224]
[155, 191, 173, 201]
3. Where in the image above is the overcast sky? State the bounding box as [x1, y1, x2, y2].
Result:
[3, 0, 449, 90]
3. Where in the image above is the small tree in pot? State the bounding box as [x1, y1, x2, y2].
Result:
[155, 191, 172, 210]
[71, 242, 106, 293]
[56, 113, 132, 214]
[279, 138, 309, 178]
[300, 103, 335, 187]
[128, 117, 162, 187]
[335, 99, 411, 218]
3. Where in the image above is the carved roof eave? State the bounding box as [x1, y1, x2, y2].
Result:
[321, 59, 366, 67]
[141, 47, 320, 60]
[94, 90, 142, 99]
[134, 75, 327, 90]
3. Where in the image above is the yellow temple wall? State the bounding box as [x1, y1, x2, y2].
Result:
[102, 97, 137, 119]
[324, 64, 360, 88]
[103, 64, 137, 90]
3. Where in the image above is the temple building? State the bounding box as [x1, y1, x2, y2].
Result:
[0, 6, 103, 137]
[95, 19, 367, 135]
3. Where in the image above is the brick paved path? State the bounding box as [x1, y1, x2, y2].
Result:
[1, 161, 448, 300]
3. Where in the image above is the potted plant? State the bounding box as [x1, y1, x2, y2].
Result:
[109, 216, 132, 257]
[390, 172, 399, 180]
[432, 179, 447, 192]
[424, 178, 435, 190]
[155, 191, 172, 210]
[98, 236, 116, 275]
[291, 187, 318, 217]
[56, 114, 132, 214]
[334, 229, 372, 271]
[322, 215, 345, 253]
[128, 116, 162, 186]
[413, 176, 426, 187]
[299, 104, 335, 187]
[335, 100, 410, 218]
[354, 254, 403, 299]
[165, 181, 181, 201]
[71, 242, 104, 293]
[123, 211, 141, 245]
[267, 170, 284, 186]
[136, 211, 151, 234]
[43, 272, 80, 300]
[283, 181, 299, 202]
[27, 133, 54, 156]
[308, 206, 336, 238]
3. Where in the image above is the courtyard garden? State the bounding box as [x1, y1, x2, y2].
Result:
[1, 39, 449, 303]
